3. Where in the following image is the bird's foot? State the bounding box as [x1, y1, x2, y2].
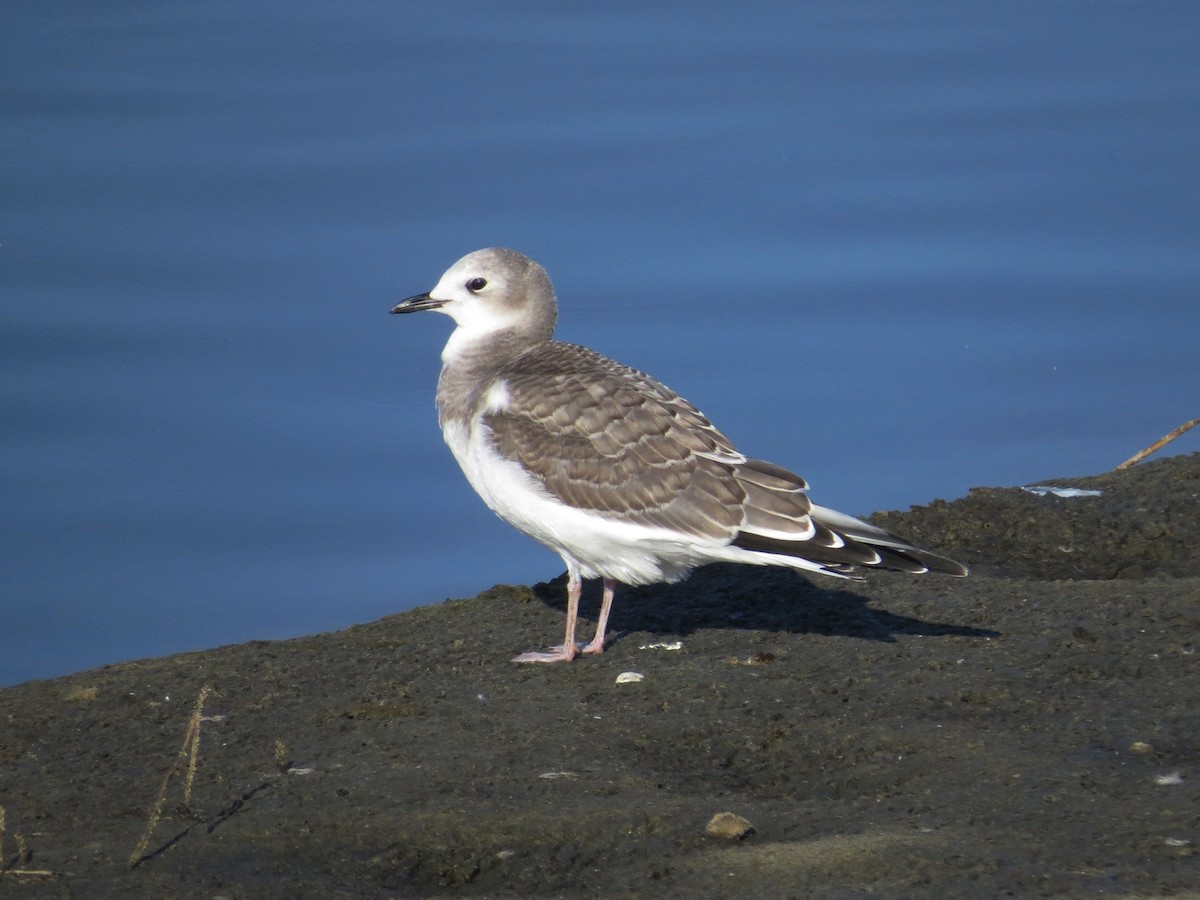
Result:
[512, 644, 579, 664]
[579, 639, 605, 656]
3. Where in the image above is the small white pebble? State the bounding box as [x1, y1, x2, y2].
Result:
[615, 671, 644, 683]
[538, 771, 578, 780]
[287, 766, 315, 776]
[1165, 837, 1192, 847]
[638, 641, 683, 651]
[1153, 771, 1185, 786]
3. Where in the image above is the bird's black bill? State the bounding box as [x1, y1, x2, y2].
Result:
[390, 292, 448, 314]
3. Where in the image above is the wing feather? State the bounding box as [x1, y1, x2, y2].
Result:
[481, 340, 968, 578]
[485, 342, 744, 538]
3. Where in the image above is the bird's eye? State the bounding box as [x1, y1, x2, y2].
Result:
[466, 277, 487, 293]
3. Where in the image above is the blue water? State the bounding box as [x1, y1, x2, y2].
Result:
[3, 2, 1197, 686]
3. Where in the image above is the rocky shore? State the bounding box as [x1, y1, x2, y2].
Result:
[2, 454, 1197, 897]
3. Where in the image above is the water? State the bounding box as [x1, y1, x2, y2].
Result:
[3, 1, 1197, 686]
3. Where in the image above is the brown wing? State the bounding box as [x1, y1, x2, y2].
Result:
[482, 341, 966, 576]
[484, 341, 747, 540]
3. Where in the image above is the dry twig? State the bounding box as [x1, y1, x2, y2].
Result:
[1114, 418, 1200, 471]
[0, 805, 53, 879]
[128, 684, 214, 868]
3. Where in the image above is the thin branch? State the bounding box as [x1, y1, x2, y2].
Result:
[1114, 418, 1200, 471]
[128, 685, 213, 869]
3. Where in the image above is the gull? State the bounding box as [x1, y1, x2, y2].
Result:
[391, 248, 968, 663]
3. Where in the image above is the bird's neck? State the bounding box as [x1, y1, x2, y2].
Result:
[436, 326, 542, 427]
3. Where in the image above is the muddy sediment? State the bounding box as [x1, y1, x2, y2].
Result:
[1, 454, 1197, 897]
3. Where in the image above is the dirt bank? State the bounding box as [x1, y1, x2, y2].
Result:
[2, 454, 1197, 897]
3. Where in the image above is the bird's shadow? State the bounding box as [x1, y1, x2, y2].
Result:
[530, 563, 998, 647]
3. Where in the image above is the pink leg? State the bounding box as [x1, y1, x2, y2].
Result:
[512, 565, 583, 664]
[580, 578, 616, 655]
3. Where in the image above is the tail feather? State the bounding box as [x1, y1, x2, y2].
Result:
[809, 504, 968, 576]
[732, 528, 884, 569]
[729, 492, 968, 577]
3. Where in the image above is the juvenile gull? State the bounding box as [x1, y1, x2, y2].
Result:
[391, 248, 968, 663]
